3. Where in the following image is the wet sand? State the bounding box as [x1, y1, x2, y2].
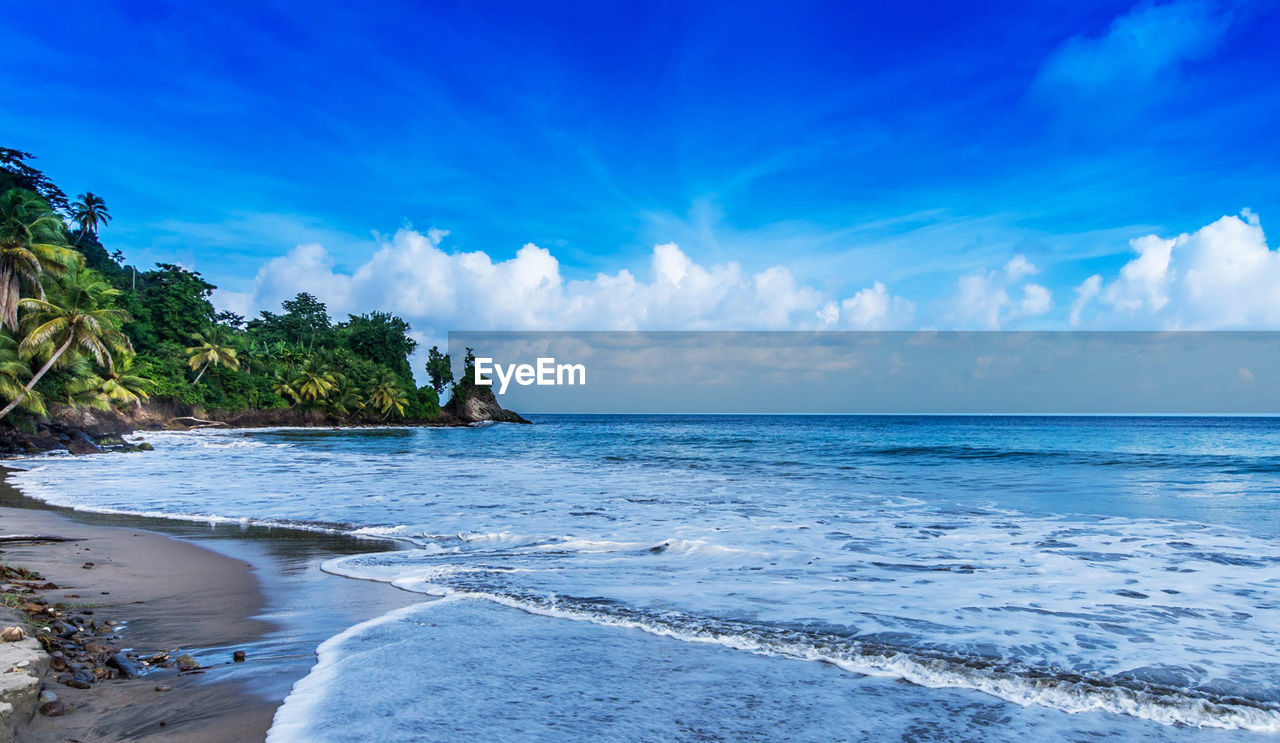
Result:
[0, 474, 419, 742]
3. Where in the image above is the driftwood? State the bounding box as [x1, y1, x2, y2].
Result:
[170, 416, 228, 429]
[0, 535, 86, 543]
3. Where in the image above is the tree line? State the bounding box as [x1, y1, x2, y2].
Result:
[0, 147, 459, 430]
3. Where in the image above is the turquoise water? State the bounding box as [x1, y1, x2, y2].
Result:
[10, 416, 1280, 740]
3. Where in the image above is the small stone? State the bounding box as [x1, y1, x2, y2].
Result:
[1, 625, 26, 642]
[39, 700, 66, 717]
[49, 652, 68, 671]
[64, 678, 91, 689]
[175, 654, 199, 671]
[108, 653, 141, 679]
[38, 690, 58, 704]
[154, 684, 171, 692]
[82, 562, 94, 569]
[232, 650, 246, 662]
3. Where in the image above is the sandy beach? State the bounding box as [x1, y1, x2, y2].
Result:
[0, 473, 418, 742]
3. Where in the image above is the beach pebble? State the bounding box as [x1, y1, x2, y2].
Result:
[108, 653, 141, 679]
[175, 654, 199, 671]
[233, 650, 246, 662]
[38, 690, 57, 704]
[82, 562, 94, 569]
[154, 684, 171, 692]
[38, 700, 66, 717]
[64, 678, 91, 690]
[0, 625, 26, 642]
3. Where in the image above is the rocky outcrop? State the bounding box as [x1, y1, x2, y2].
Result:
[0, 611, 50, 743]
[1, 389, 532, 456]
[443, 385, 531, 424]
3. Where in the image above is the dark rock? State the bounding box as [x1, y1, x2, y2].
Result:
[232, 650, 246, 662]
[443, 385, 530, 424]
[65, 431, 101, 456]
[39, 700, 66, 717]
[154, 684, 171, 692]
[49, 652, 68, 671]
[108, 653, 141, 678]
[175, 654, 199, 671]
[82, 642, 117, 655]
[64, 678, 91, 690]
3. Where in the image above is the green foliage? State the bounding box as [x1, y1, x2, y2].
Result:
[248, 292, 332, 348]
[0, 152, 447, 425]
[0, 149, 68, 213]
[130, 264, 216, 353]
[0, 188, 81, 331]
[424, 345, 453, 395]
[338, 311, 416, 377]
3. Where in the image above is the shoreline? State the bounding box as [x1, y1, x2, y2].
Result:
[0, 472, 420, 742]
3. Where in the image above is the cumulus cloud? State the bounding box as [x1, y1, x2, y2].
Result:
[1071, 210, 1280, 328]
[1034, 0, 1232, 104]
[215, 228, 914, 339]
[948, 255, 1053, 329]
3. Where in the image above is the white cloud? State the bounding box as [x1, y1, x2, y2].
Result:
[1069, 274, 1102, 327]
[1035, 0, 1232, 103]
[1074, 210, 1280, 328]
[215, 228, 914, 339]
[833, 282, 916, 329]
[949, 255, 1052, 329]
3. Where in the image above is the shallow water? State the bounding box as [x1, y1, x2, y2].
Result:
[9, 416, 1280, 740]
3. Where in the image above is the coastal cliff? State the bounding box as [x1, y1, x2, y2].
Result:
[443, 384, 531, 424]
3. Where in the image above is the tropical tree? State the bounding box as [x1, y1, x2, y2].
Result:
[0, 330, 44, 417]
[70, 192, 111, 240]
[367, 370, 408, 419]
[425, 345, 453, 395]
[271, 369, 302, 405]
[0, 274, 131, 421]
[326, 379, 364, 416]
[292, 357, 340, 403]
[59, 365, 111, 412]
[0, 188, 80, 331]
[186, 326, 240, 384]
[98, 351, 151, 406]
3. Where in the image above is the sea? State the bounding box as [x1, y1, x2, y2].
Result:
[7, 415, 1280, 742]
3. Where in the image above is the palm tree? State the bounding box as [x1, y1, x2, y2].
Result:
[292, 357, 339, 403]
[326, 379, 364, 416]
[0, 274, 131, 421]
[0, 330, 44, 418]
[367, 371, 409, 419]
[70, 193, 111, 241]
[271, 369, 302, 405]
[98, 352, 151, 406]
[0, 189, 80, 331]
[60, 368, 111, 412]
[186, 326, 240, 384]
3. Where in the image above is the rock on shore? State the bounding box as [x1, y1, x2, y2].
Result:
[442, 385, 531, 424]
[0, 610, 51, 743]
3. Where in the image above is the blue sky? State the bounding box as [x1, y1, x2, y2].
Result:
[2, 0, 1279, 334]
